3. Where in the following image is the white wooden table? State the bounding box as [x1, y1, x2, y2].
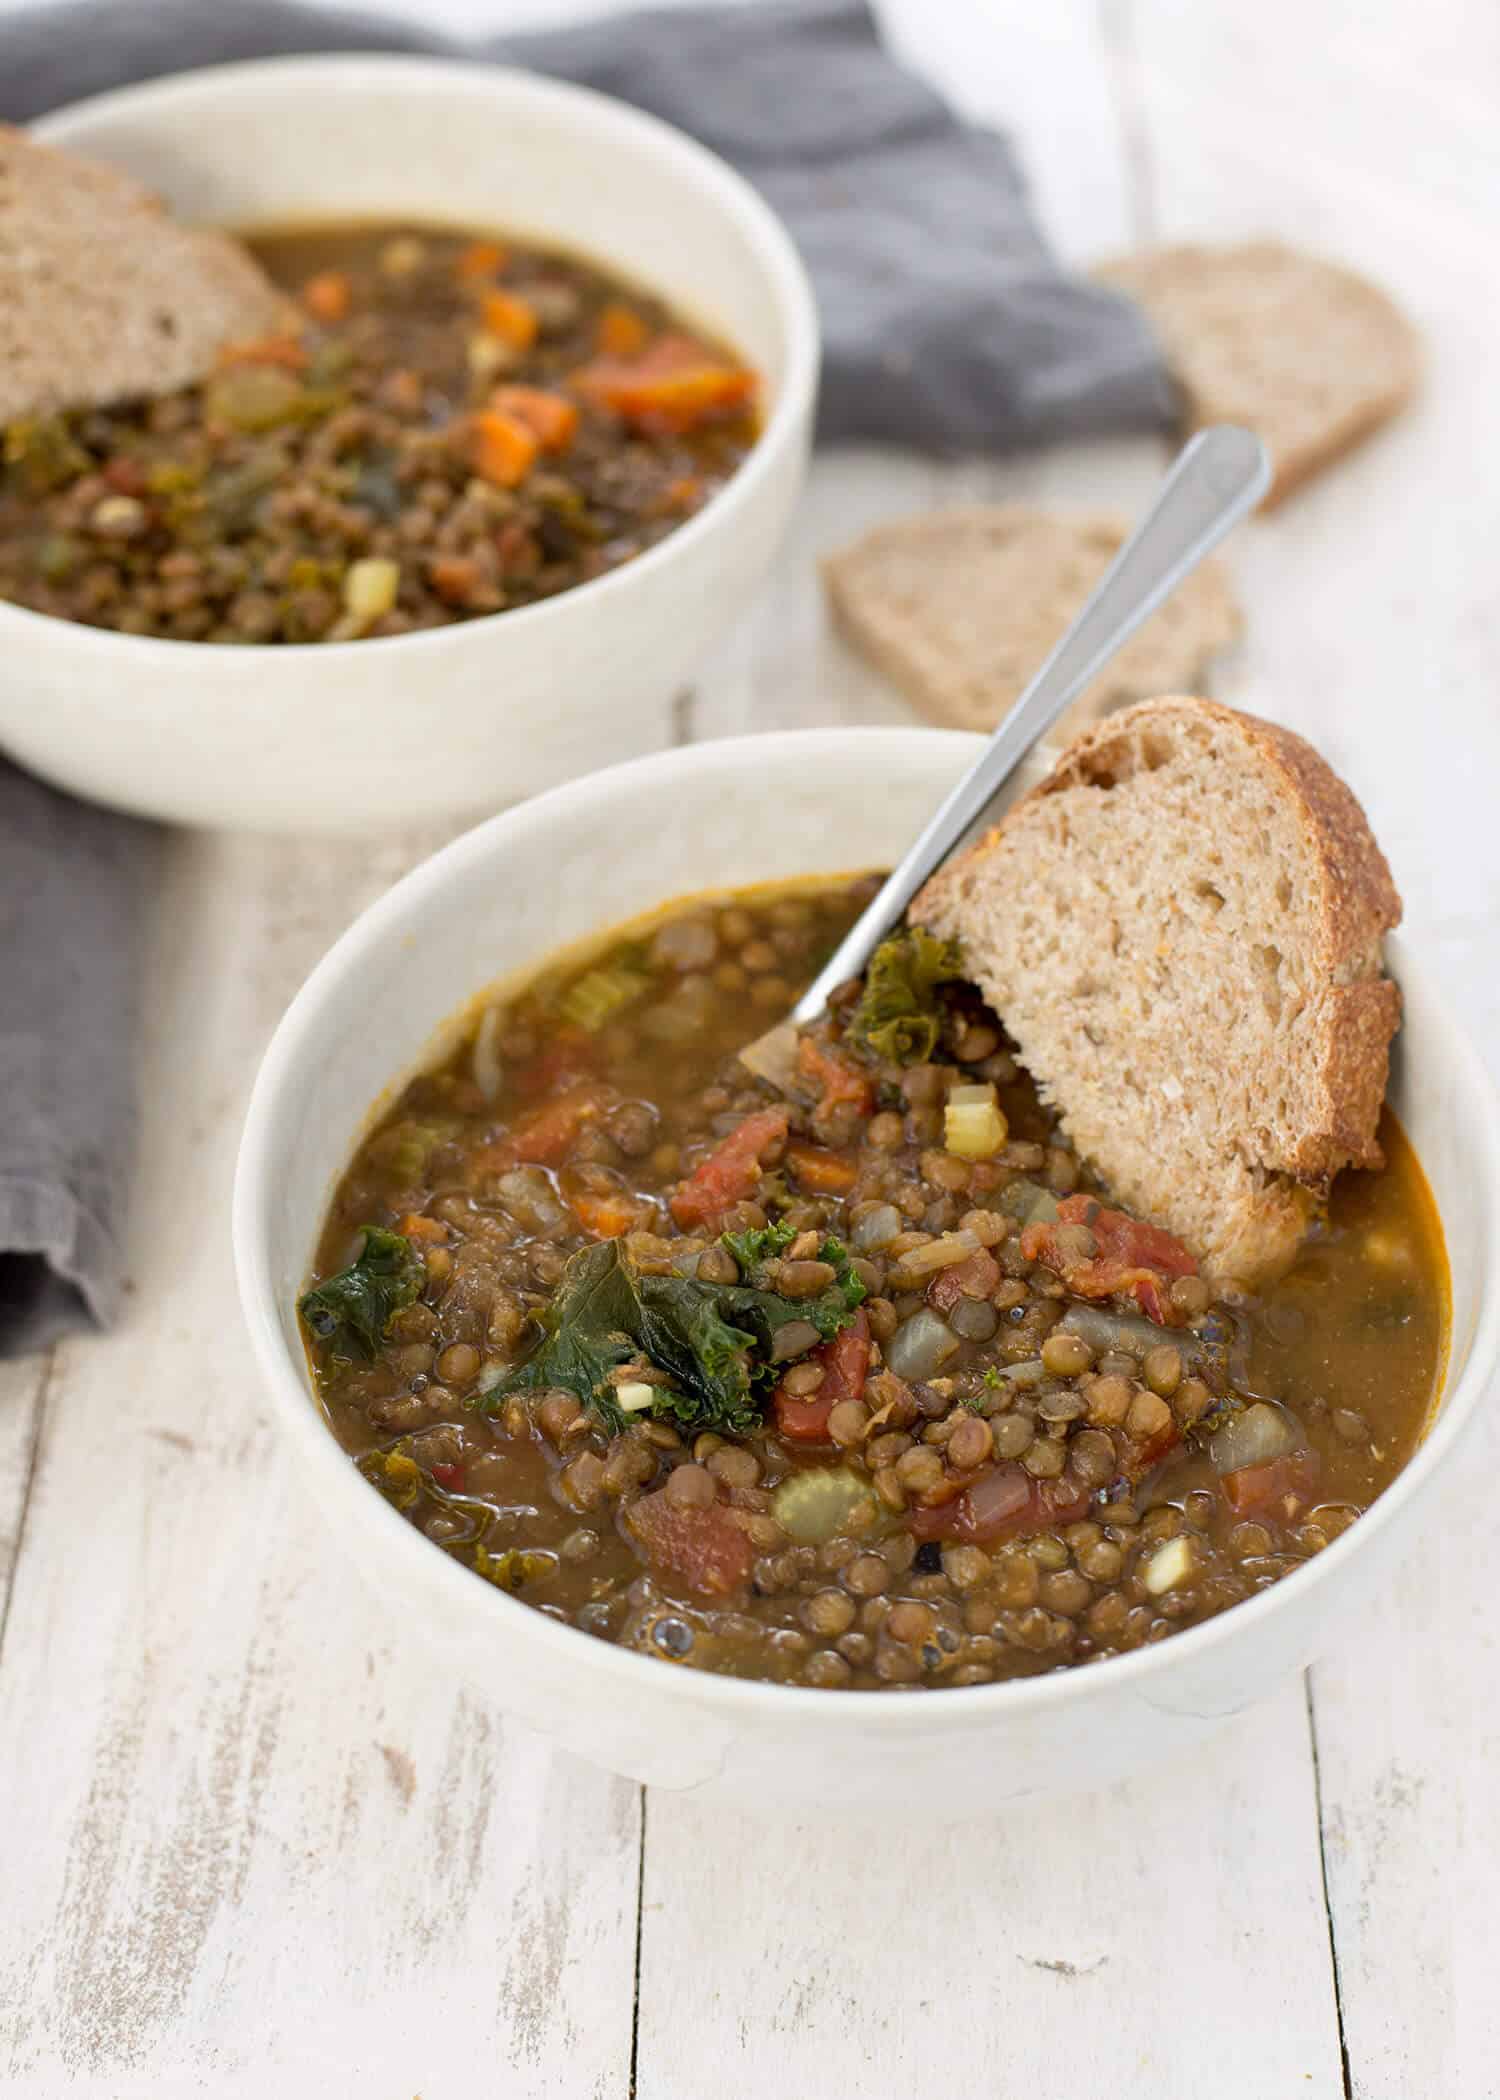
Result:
[4, 2, 1498, 2092]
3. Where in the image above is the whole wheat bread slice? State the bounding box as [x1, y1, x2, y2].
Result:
[0, 125, 288, 423]
[912, 695, 1401, 1282]
[1095, 242, 1420, 508]
[822, 508, 1241, 741]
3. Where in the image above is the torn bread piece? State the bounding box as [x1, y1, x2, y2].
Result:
[0, 123, 289, 423]
[912, 694, 1401, 1282]
[822, 507, 1240, 742]
[1094, 242, 1420, 508]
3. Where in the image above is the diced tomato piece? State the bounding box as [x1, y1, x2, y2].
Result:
[570, 333, 756, 434]
[928, 1250, 1001, 1313]
[626, 1491, 755, 1597]
[669, 1107, 789, 1230]
[772, 1391, 835, 1442]
[429, 1462, 465, 1490]
[771, 1313, 869, 1443]
[907, 1463, 1092, 1546]
[1022, 1194, 1198, 1324]
[796, 1035, 876, 1122]
[469, 1083, 606, 1177]
[784, 1139, 859, 1196]
[1222, 1453, 1319, 1518]
[510, 1029, 597, 1102]
[398, 1212, 448, 1244]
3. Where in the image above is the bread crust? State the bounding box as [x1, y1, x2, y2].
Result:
[821, 508, 1241, 738]
[914, 696, 1402, 1270]
[1095, 242, 1421, 509]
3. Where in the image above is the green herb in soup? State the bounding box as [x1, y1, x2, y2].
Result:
[486, 1228, 865, 1437]
[302, 879, 1448, 1690]
[0, 223, 757, 643]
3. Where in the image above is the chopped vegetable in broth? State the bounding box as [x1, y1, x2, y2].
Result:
[0, 222, 757, 642]
[302, 878, 1448, 1689]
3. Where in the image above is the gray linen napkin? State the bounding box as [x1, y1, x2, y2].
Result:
[0, 0, 1172, 1355]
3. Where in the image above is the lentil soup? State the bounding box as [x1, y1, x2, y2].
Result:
[0, 222, 757, 642]
[302, 880, 1447, 1690]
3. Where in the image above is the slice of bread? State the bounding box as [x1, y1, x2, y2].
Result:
[912, 695, 1401, 1282]
[822, 508, 1241, 742]
[0, 124, 288, 423]
[1095, 242, 1420, 508]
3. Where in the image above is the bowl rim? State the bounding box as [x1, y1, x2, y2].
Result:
[234, 726, 1500, 1727]
[12, 51, 820, 668]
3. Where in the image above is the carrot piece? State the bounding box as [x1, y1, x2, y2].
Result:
[488, 384, 579, 453]
[468, 411, 540, 488]
[480, 290, 539, 349]
[597, 301, 649, 355]
[398, 1213, 448, 1244]
[783, 1139, 859, 1196]
[571, 1189, 649, 1239]
[569, 333, 755, 434]
[217, 335, 309, 372]
[302, 271, 351, 323]
[457, 239, 507, 282]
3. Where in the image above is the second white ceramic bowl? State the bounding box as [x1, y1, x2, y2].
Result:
[11, 57, 818, 833]
[235, 730, 1500, 1809]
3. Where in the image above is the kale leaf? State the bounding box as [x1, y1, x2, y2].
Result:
[300, 1225, 425, 1360]
[486, 1231, 866, 1439]
[846, 926, 964, 1065]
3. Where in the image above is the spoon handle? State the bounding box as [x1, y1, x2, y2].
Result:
[792, 424, 1270, 1024]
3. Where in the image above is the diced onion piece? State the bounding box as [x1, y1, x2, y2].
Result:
[851, 1203, 903, 1252]
[1208, 1400, 1298, 1476]
[1143, 1535, 1196, 1595]
[945, 1082, 1009, 1160]
[1060, 1304, 1164, 1355]
[614, 1382, 657, 1414]
[471, 1003, 504, 1102]
[475, 1359, 506, 1395]
[772, 1466, 875, 1545]
[343, 557, 400, 623]
[895, 1229, 981, 1278]
[991, 1358, 1047, 1389]
[885, 1307, 960, 1381]
[496, 1167, 571, 1235]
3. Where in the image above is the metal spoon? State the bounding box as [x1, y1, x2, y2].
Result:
[740, 423, 1270, 1089]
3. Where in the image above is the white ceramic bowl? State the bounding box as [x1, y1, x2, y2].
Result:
[235, 729, 1500, 1809]
[8, 57, 818, 833]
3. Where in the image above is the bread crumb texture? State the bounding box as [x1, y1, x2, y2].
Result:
[1095, 241, 1420, 506]
[913, 696, 1401, 1281]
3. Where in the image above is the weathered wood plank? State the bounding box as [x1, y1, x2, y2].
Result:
[637, 1685, 1344, 2100]
[0, 826, 640, 2097]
